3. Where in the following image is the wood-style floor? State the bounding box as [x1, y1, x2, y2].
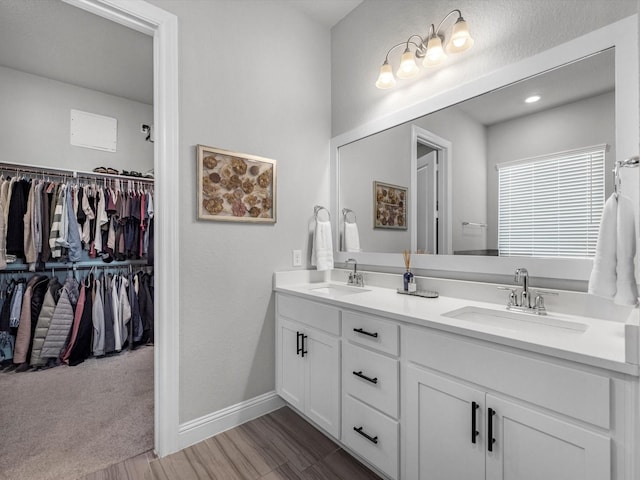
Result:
[80, 406, 382, 480]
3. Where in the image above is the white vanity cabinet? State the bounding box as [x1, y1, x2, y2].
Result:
[404, 326, 612, 480]
[341, 311, 400, 480]
[275, 294, 341, 438]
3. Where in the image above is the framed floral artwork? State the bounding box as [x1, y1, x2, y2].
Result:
[373, 181, 407, 230]
[197, 145, 277, 223]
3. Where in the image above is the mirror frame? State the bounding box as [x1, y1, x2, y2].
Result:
[331, 15, 639, 281]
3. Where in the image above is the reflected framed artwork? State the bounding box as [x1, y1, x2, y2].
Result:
[374, 181, 407, 230]
[197, 145, 277, 223]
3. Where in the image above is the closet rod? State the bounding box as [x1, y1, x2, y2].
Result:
[0, 259, 150, 273]
[0, 161, 154, 184]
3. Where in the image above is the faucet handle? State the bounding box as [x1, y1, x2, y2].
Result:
[497, 286, 518, 306]
[532, 290, 558, 312]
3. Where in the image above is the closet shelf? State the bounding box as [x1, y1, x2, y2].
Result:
[0, 161, 154, 184]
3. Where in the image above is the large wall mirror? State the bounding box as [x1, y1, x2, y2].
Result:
[331, 15, 639, 282]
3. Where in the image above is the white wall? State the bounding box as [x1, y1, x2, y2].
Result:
[331, 0, 638, 137]
[486, 91, 616, 247]
[146, 0, 331, 423]
[0, 66, 153, 173]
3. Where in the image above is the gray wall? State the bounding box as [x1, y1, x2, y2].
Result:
[339, 124, 412, 253]
[486, 91, 615, 247]
[413, 109, 488, 253]
[147, 0, 331, 423]
[0, 65, 153, 173]
[331, 0, 638, 137]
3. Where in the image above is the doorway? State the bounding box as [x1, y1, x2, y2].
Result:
[411, 125, 452, 255]
[65, 0, 181, 460]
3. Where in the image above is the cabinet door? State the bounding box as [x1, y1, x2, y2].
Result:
[405, 366, 485, 480]
[306, 328, 340, 438]
[485, 395, 610, 480]
[277, 318, 305, 412]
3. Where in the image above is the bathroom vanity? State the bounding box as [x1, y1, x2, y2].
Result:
[274, 270, 640, 480]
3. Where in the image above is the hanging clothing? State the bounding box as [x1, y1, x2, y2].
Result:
[92, 278, 105, 357]
[67, 281, 94, 366]
[40, 276, 78, 359]
[6, 179, 30, 257]
[30, 277, 61, 367]
[103, 274, 116, 354]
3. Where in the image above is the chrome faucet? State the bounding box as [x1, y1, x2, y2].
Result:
[499, 268, 558, 315]
[345, 258, 365, 287]
[514, 267, 530, 308]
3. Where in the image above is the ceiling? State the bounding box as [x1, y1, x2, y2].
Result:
[456, 48, 615, 126]
[0, 0, 362, 106]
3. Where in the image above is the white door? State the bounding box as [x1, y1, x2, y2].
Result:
[417, 150, 438, 254]
[277, 318, 305, 411]
[485, 395, 610, 480]
[405, 366, 485, 480]
[306, 329, 340, 438]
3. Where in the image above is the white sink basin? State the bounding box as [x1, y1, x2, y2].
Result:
[442, 306, 588, 334]
[307, 284, 371, 298]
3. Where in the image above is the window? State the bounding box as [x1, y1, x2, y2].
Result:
[497, 145, 605, 258]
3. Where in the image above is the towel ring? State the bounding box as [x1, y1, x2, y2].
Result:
[314, 205, 331, 221]
[342, 208, 357, 224]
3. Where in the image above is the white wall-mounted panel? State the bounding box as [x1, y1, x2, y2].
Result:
[70, 109, 117, 152]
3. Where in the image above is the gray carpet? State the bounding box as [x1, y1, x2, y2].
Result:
[0, 346, 154, 480]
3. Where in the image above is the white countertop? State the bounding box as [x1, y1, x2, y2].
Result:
[274, 271, 640, 376]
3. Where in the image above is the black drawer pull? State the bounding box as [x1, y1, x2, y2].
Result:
[353, 327, 378, 338]
[471, 401, 479, 444]
[296, 332, 302, 356]
[353, 426, 378, 444]
[353, 370, 378, 384]
[301, 334, 308, 358]
[488, 407, 496, 452]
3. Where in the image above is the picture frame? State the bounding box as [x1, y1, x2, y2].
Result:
[197, 145, 277, 223]
[373, 181, 407, 230]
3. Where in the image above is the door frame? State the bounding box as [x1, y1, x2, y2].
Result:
[63, 0, 180, 457]
[411, 126, 452, 254]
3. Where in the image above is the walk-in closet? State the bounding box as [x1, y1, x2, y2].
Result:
[0, 1, 156, 478]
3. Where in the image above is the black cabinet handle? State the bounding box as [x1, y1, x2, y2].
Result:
[296, 332, 302, 356]
[353, 426, 378, 444]
[488, 407, 496, 452]
[353, 327, 378, 338]
[471, 401, 479, 444]
[353, 370, 378, 384]
[301, 334, 308, 357]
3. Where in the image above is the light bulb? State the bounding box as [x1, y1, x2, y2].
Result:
[525, 95, 541, 103]
[397, 47, 419, 79]
[446, 16, 474, 54]
[375, 61, 396, 89]
[423, 35, 446, 67]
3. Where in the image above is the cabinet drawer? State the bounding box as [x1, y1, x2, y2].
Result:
[277, 294, 340, 335]
[343, 395, 399, 480]
[343, 311, 399, 356]
[343, 342, 399, 418]
[405, 327, 611, 429]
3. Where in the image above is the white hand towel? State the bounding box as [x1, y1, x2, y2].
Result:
[344, 222, 361, 252]
[588, 194, 618, 299]
[311, 220, 334, 271]
[614, 195, 639, 305]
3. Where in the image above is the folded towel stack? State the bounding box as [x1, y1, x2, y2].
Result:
[588, 194, 639, 305]
[312, 220, 334, 271]
[344, 222, 361, 252]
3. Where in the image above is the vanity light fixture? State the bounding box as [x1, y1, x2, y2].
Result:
[525, 95, 541, 103]
[375, 9, 474, 89]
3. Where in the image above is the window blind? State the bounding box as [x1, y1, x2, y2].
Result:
[497, 147, 605, 258]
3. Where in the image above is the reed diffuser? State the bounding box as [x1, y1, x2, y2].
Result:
[403, 250, 414, 291]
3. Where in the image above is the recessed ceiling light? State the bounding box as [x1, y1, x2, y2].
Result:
[525, 95, 541, 104]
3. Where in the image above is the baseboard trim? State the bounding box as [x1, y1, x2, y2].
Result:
[177, 391, 285, 451]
